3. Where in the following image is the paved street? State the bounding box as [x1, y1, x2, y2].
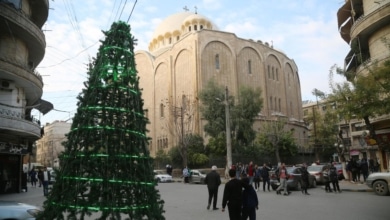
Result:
[0, 181, 387, 220]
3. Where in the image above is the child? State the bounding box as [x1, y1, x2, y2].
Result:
[241, 177, 258, 220]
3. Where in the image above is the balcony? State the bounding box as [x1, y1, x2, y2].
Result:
[350, 3, 390, 54]
[0, 108, 41, 139]
[0, 3, 46, 65]
[0, 58, 43, 106]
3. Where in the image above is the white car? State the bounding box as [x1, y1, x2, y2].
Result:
[0, 201, 41, 219]
[154, 170, 172, 183]
[189, 170, 206, 184]
[366, 172, 390, 196]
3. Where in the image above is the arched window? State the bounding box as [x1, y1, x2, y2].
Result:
[274, 97, 277, 110]
[194, 25, 198, 31]
[215, 54, 220, 70]
[188, 26, 191, 31]
[248, 60, 252, 74]
[278, 98, 281, 112]
[269, 96, 273, 110]
[267, 65, 270, 78]
[276, 69, 279, 81]
[272, 67, 275, 80]
[160, 103, 164, 117]
[200, 25, 203, 29]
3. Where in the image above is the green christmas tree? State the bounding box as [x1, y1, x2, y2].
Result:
[38, 21, 165, 220]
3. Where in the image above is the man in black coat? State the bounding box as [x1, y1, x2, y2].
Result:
[205, 165, 221, 210]
[222, 169, 248, 220]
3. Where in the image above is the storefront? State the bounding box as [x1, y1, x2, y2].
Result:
[0, 142, 29, 194]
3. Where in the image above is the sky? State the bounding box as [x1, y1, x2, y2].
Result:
[33, 0, 350, 125]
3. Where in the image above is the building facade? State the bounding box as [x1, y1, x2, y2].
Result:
[302, 100, 370, 163]
[135, 11, 308, 157]
[337, 0, 390, 171]
[35, 121, 71, 168]
[0, 0, 51, 193]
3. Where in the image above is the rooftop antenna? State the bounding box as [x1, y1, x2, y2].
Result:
[183, 6, 189, 11]
[194, 6, 197, 14]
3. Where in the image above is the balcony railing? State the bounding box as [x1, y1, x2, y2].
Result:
[0, 106, 41, 125]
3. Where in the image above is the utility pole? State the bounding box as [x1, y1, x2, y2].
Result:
[225, 86, 232, 169]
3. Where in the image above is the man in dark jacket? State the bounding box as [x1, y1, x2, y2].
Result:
[205, 165, 221, 210]
[301, 164, 310, 195]
[222, 169, 248, 220]
[241, 177, 258, 220]
[260, 163, 271, 192]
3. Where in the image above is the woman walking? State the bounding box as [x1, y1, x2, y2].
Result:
[276, 163, 289, 196]
[301, 164, 310, 195]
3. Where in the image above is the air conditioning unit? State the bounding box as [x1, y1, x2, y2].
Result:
[0, 80, 12, 92]
[1, 80, 10, 88]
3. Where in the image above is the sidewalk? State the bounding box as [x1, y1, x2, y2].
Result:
[336, 180, 373, 192]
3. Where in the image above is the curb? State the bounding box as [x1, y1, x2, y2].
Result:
[320, 185, 373, 192]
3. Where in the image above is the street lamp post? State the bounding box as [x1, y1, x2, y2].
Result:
[224, 86, 232, 169]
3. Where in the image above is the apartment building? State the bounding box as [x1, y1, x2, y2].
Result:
[35, 121, 71, 168]
[337, 0, 390, 171]
[0, 0, 51, 193]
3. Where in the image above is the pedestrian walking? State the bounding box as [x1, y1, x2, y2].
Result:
[166, 164, 172, 176]
[183, 166, 190, 183]
[260, 163, 271, 192]
[355, 159, 362, 182]
[241, 177, 258, 220]
[351, 158, 358, 182]
[235, 162, 242, 179]
[204, 165, 221, 210]
[246, 161, 254, 185]
[360, 158, 369, 182]
[38, 167, 51, 196]
[37, 168, 43, 187]
[330, 163, 341, 193]
[301, 164, 310, 195]
[29, 168, 37, 187]
[253, 165, 261, 192]
[222, 169, 248, 220]
[323, 165, 333, 193]
[275, 163, 289, 196]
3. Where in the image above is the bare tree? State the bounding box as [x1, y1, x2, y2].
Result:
[162, 94, 196, 167]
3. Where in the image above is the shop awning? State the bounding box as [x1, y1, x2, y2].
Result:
[33, 99, 53, 115]
[350, 150, 360, 156]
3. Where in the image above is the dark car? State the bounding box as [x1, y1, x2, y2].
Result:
[270, 166, 317, 191]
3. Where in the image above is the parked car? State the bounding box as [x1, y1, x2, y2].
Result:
[366, 172, 390, 196]
[189, 170, 206, 184]
[49, 170, 56, 184]
[0, 201, 41, 219]
[307, 165, 326, 184]
[270, 166, 317, 191]
[154, 170, 172, 183]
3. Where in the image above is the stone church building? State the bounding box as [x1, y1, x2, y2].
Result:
[135, 11, 307, 157]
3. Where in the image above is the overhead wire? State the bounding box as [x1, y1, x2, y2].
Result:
[127, 0, 137, 22]
[36, 0, 139, 124]
[118, 0, 128, 21]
